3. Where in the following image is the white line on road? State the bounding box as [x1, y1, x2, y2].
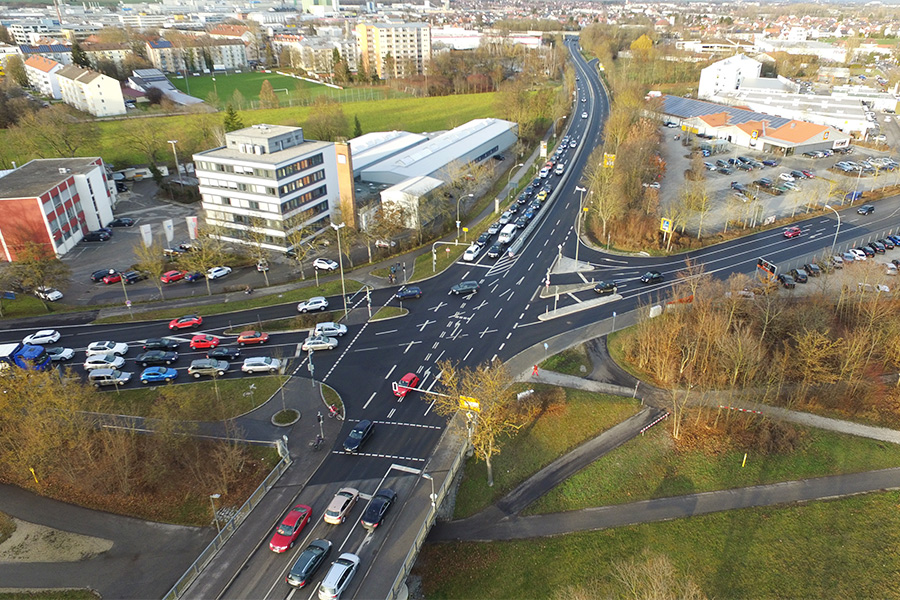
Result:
[387, 408, 396, 419]
[463, 347, 473, 361]
[375, 329, 397, 336]
[494, 308, 503, 319]
[363, 392, 377, 409]
[506, 332, 512, 339]
[384, 365, 396, 379]
[498, 343, 504, 351]
[435, 349, 445, 363]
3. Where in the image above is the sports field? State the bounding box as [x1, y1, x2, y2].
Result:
[169, 70, 410, 108]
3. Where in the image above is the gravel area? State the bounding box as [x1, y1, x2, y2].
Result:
[0, 517, 112, 563]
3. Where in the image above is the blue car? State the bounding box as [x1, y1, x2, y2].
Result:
[395, 286, 423, 300]
[140, 366, 178, 385]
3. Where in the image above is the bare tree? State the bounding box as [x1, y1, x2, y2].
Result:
[9, 242, 71, 311]
[242, 216, 272, 287]
[175, 225, 227, 295]
[9, 105, 99, 158]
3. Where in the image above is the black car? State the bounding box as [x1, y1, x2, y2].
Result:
[515, 215, 529, 229]
[517, 192, 530, 204]
[715, 159, 728, 168]
[857, 245, 875, 257]
[360, 489, 398, 531]
[342, 419, 374, 453]
[115, 182, 128, 193]
[762, 159, 780, 167]
[83, 231, 110, 242]
[450, 281, 479, 295]
[803, 263, 822, 277]
[109, 218, 135, 227]
[487, 244, 504, 259]
[286, 539, 332, 588]
[869, 241, 886, 254]
[395, 286, 422, 300]
[717, 166, 734, 175]
[730, 182, 747, 192]
[880, 238, 895, 250]
[135, 350, 178, 366]
[777, 274, 796, 288]
[789, 268, 808, 283]
[858, 204, 875, 215]
[475, 232, 492, 247]
[122, 270, 147, 284]
[639, 271, 664, 284]
[91, 269, 115, 283]
[207, 346, 241, 360]
[143, 338, 180, 351]
[594, 280, 618, 295]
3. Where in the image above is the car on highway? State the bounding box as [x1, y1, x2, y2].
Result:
[86, 341, 128, 356]
[342, 419, 374, 453]
[858, 204, 875, 215]
[315, 322, 347, 337]
[269, 504, 312, 553]
[140, 367, 178, 384]
[286, 539, 332, 589]
[318, 552, 360, 600]
[207, 347, 241, 360]
[323, 488, 359, 525]
[360, 489, 397, 531]
[189, 334, 220, 350]
[463, 244, 480, 262]
[143, 338, 179, 351]
[476, 232, 492, 247]
[450, 281, 479, 295]
[570, 140, 577, 148]
[313, 258, 339, 271]
[34, 286, 63, 302]
[168, 315, 203, 330]
[536, 189, 549, 202]
[581, 111, 588, 118]
[783, 226, 802, 239]
[594, 281, 618, 295]
[498, 211, 512, 225]
[84, 353, 126, 371]
[160, 270, 187, 284]
[297, 297, 329, 313]
[394, 286, 422, 300]
[206, 266, 232, 280]
[394, 372, 420, 398]
[237, 330, 269, 346]
[23, 329, 61, 345]
[639, 271, 664, 284]
[88, 368, 132, 388]
[241, 356, 281, 374]
[135, 350, 178, 366]
[46, 347, 74, 361]
[487, 222, 501, 235]
[301, 335, 338, 351]
[487, 244, 504, 259]
[188, 358, 229, 378]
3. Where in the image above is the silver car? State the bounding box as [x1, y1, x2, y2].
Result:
[241, 356, 282, 374]
[297, 297, 329, 313]
[301, 335, 338, 351]
[86, 341, 129, 356]
[83, 353, 126, 371]
[314, 322, 347, 337]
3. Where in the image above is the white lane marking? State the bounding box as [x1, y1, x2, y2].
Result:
[435, 350, 445, 362]
[375, 329, 397, 336]
[363, 392, 377, 410]
[387, 408, 396, 419]
[494, 308, 503, 319]
[506, 332, 513, 339]
[331, 451, 426, 462]
[384, 365, 397, 379]
[403, 340, 421, 354]
[463, 347, 473, 361]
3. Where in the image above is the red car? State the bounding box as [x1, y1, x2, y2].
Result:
[169, 315, 203, 330]
[237, 330, 269, 346]
[102, 272, 121, 284]
[394, 372, 420, 398]
[161, 270, 187, 283]
[190, 334, 220, 350]
[783, 226, 802, 239]
[269, 505, 312, 553]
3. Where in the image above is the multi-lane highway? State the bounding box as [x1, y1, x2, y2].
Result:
[5, 39, 900, 599]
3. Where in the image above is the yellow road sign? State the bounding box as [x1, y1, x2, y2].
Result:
[459, 396, 480, 412]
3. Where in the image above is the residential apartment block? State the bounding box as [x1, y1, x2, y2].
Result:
[145, 38, 248, 73]
[356, 22, 430, 79]
[24, 55, 63, 99]
[0, 158, 116, 261]
[193, 124, 338, 251]
[272, 34, 357, 75]
[697, 54, 762, 101]
[18, 42, 72, 66]
[82, 42, 131, 74]
[56, 64, 126, 117]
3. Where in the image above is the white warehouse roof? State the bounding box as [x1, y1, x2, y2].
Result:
[360, 118, 518, 185]
[349, 130, 428, 177]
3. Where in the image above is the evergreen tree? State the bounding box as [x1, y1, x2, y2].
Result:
[353, 115, 362, 138]
[223, 105, 244, 132]
[71, 39, 90, 68]
[259, 79, 280, 109]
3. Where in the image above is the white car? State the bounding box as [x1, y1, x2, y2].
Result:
[782, 181, 800, 191]
[498, 211, 512, 225]
[84, 353, 126, 371]
[318, 552, 360, 600]
[849, 248, 867, 261]
[463, 244, 480, 262]
[315, 322, 347, 337]
[297, 296, 329, 313]
[35, 287, 63, 302]
[581, 111, 588, 118]
[206, 266, 232, 280]
[46, 347, 75, 361]
[241, 356, 282, 373]
[22, 329, 61, 345]
[778, 172, 795, 182]
[301, 335, 338, 351]
[570, 140, 577, 148]
[313, 258, 339, 271]
[374, 239, 396, 248]
[86, 341, 129, 356]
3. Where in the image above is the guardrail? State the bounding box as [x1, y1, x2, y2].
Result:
[163, 451, 293, 600]
[386, 418, 469, 600]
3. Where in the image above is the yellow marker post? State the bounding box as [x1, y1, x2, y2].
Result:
[29, 467, 38, 484]
[742, 453, 747, 468]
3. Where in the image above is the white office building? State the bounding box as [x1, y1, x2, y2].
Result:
[193, 124, 339, 251]
[697, 54, 762, 101]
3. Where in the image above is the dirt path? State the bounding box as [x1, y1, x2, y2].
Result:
[0, 517, 112, 563]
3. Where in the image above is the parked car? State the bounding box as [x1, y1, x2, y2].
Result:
[187, 358, 229, 378]
[803, 263, 822, 277]
[90, 269, 113, 283]
[35, 286, 63, 302]
[241, 356, 281, 373]
[109, 218, 135, 227]
[789, 268, 808, 283]
[286, 539, 332, 588]
[313, 258, 339, 271]
[206, 266, 232, 280]
[83, 231, 110, 242]
[881, 238, 896, 250]
[122, 270, 147, 284]
[323, 488, 359, 525]
[269, 505, 312, 553]
[342, 419, 374, 453]
[777, 274, 796, 289]
[869, 241, 886, 254]
[160, 270, 187, 284]
[360, 489, 397, 531]
[297, 297, 329, 313]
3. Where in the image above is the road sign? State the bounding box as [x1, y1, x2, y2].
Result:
[125, 300, 132, 307]
[459, 396, 480, 412]
[660, 218, 673, 233]
[757, 257, 777, 277]
[603, 153, 616, 167]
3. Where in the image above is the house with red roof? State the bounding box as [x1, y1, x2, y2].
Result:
[24, 55, 63, 99]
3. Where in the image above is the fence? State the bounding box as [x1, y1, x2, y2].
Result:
[773, 222, 900, 280]
[386, 419, 470, 600]
[162, 452, 292, 600]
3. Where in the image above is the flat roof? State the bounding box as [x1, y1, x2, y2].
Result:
[195, 139, 334, 166]
[661, 95, 792, 128]
[349, 130, 428, 174]
[0, 158, 102, 199]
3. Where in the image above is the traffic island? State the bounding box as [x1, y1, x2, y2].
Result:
[271, 409, 300, 427]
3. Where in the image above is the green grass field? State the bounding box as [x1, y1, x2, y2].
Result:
[168, 71, 411, 108]
[415, 491, 900, 599]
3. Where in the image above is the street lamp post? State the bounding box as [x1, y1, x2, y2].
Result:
[167, 140, 183, 186]
[331, 222, 348, 318]
[421, 473, 436, 508]
[209, 493, 221, 534]
[824, 204, 841, 255]
[574, 186, 587, 264]
[455, 193, 474, 241]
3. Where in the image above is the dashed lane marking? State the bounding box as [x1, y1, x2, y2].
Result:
[332, 451, 426, 462]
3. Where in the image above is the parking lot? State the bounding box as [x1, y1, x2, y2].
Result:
[657, 127, 900, 235]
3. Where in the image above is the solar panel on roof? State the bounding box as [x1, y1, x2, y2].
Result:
[662, 95, 790, 128]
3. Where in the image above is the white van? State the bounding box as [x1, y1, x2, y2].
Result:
[539, 166, 551, 178]
[463, 244, 480, 262]
[498, 223, 518, 245]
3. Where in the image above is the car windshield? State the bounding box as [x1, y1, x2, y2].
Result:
[276, 523, 295, 536]
[350, 429, 364, 439]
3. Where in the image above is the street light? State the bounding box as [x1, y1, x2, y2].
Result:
[167, 140, 183, 187]
[554, 115, 567, 138]
[421, 473, 436, 508]
[209, 493, 221, 534]
[574, 186, 587, 264]
[824, 204, 841, 255]
[456, 193, 474, 241]
[331, 222, 348, 318]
